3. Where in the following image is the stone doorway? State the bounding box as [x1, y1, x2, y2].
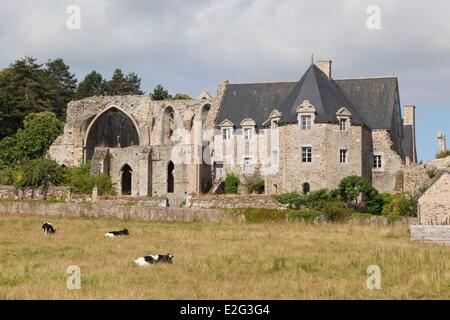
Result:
[167, 161, 174, 194]
[121, 164, 132, 195]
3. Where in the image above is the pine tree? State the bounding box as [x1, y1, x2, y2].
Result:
[151, 84, 171, 101]
[76, 71, 106, 99]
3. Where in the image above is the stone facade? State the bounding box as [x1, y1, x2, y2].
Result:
[418, 172, 450, 225]
[49, 61, 417, 197]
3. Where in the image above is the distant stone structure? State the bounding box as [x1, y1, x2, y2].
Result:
[418, 172, 450, 225]
[49, 59, 418, 196]
[438, 131, 447, 154]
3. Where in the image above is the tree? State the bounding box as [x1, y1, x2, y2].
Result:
[124, 72, 144, 95]
[0, 112, 64, 166]
[105, 68, 127, 95]
[337, 176, 379, 207]
[151, 84, 171, 100]
[45, 58, 77, 119]
[76, 71, 106, 99]
[0, 57, 52, 139]
[172, 93, 192, 100]
[14, 158, 64, 199]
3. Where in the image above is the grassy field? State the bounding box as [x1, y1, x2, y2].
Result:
[0, 215, 449, 300]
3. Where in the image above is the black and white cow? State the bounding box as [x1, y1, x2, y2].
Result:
[105, 228, 130, 238]
[42, 222, 56, 234]
[134, 254, 174, 266]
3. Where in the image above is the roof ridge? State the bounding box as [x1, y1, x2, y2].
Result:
[229, 80, 298, 85]
[335, 76, 397, 80]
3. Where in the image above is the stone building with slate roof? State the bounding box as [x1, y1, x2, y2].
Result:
[49, 59, 417, 196]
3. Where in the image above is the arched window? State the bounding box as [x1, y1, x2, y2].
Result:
[302, 183, 310, 195]
[163, 107, 176, 144]
[85, 108, 139, 160]
[121, 164, 133, 195]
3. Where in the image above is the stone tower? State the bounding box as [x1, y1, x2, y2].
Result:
[438, 131, 447, 154]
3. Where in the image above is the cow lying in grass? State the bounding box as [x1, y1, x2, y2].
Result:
[42, 222, 56, 234]
[134, 254, 174, 266]
[105, 228, 129, 238]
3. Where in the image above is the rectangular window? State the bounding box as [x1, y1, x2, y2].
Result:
[340, 149, 348, 163]
[302, 147, 312, 163]
[222, 128, 231, 140]
[340, 118, 347, 131]
[243, 128, 252, 140]
[301, 115, 312, 130]
[374, 155, 382, 168]
[272, 151, 279, 167]
[243, 157, 252, 172]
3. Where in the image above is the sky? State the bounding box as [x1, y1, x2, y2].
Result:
[0, 0, 449, 161]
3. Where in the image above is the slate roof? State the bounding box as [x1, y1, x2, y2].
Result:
[215, 64, 401, 131]
[334, 77, 399, 130]
[279, 65, 364, 125]
[215, 82, 297, 129]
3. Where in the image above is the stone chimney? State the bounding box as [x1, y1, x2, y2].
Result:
[403, 105, 417, 163]
[315, 59, 332, 78]
[438, 131, 447, 154]
[403, 105, 416, 126]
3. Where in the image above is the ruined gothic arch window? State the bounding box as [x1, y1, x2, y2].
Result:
[167, 161, 175, 194]
[85, 107, 140, 161]
[201, 104, 211, 123]
[163, 106, 176, 145]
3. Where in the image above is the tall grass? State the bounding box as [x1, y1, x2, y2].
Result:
[0, 215, 449, 299]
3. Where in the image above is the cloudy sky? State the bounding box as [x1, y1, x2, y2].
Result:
[1, 0, 449, 160]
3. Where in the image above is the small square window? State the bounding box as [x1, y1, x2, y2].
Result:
[243, 157, 252, 172]
[302, 147, 312, 163]
[340, 118, 347, 131]
[374, 155, 382, 168]
[340, 149, 348, 163]
[301, 115, 312, 130]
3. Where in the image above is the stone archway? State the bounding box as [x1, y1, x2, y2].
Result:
[121, 164, 132, 195]
[167, 161, 175, 194]
[302, 183, 310, 195]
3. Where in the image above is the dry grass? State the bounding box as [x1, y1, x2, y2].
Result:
[0, 215, 449, 300]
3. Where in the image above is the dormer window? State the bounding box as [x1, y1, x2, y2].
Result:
[219, 119, 234, 141]
[301, 115, 312, 130]
[240, 118, 256, 140]
[340, 118, 347, 131]
[297, 100, 316, 130]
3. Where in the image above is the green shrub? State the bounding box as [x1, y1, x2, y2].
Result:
[436, 150, 450, 159]
[288, 209, 321, 223]
[273, 192, 305, 209]
[0, 167, 16, 185]
[337, 176, 378, 206]
[322, 201, 353, 223]
[224, 173, 240, 194]
[62, 162, 114, 195]
[382, 194, 417, 217]
[235, 208, 286, 223]
[245, 179, 265, 194]
[305, 189, 332, 210]
[426, 168, 437, 179]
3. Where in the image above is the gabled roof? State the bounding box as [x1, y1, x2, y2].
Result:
[279, 64, 365, 125]
[215, 64, 401, 131]
[419, 171, 450, 200]
[334, 77, 399, 130]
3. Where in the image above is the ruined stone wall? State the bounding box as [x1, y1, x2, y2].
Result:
[371, 130, 404, 193]
[188, 195, 284, 209]
[418, 173, 450, 225]
[402, 156, 450, 195]
[0, 185, 71, 201]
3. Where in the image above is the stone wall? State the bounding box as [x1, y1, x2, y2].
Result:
[410, 225, 450, 244]
[418, 172, 450, 225]
[371, 130, 404, 193]
[403, 156, 450, 195]
[0, 185, 71, 201]
[188, 195, 284, 209]
[0, 201, 232, 223]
